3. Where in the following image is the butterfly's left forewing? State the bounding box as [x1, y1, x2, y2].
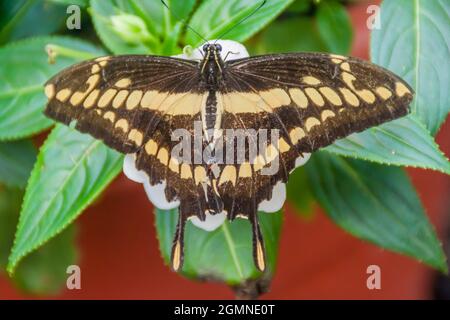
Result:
[45, 55, 201, 153]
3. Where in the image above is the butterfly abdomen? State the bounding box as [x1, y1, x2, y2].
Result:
[204, 90, 218, 135]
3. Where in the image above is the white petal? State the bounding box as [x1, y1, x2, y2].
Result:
[211, 39, 250, 60]
[295, 153, 311, 167]
[258, 181, 286, 213]
[176, 39, 250, 61]
[175, 46, 204, 60]
[190, 211, 226, 231]
[290, 153, 312, 174]
[123, 154, 180, 210]
[143, 180, 180, 210]
[123, 154, 147, 183]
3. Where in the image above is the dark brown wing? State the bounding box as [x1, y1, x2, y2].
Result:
[216, 52, 414, 270]
[44, 55, 201, 153]
[44, 55, 210, 272]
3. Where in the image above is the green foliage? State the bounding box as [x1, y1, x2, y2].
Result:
[0, 186, 77, 295]
[91, 0, 159, 54]
[187, 0, 295, 46]
[286, 167, 315, 218]
[249, 17, 327, 54]
[7, 125, 123, 274]
[316, 0, 353, 55]
[12, 225, 77, 295]
[306, 152, 447, 272]
[0, 0, 448, 295]
[0, 140, 36, 188]
[0, 36, 105, 140]
[49, 0, 89, 7]
[325, 115, 450, 174]
[0, 187, 23, 270]
[371, 0, 450, 135]
[0, 0, 67, 44]
[286, 0, 312, 14]
[156, 209, 282, 284]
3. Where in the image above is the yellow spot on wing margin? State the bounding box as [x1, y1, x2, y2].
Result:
[376, 86, 393, 100]
[395, 82, 411, 97]
[45, 84, 55, 99]
[180, 163, 193, 179]
[56, 88, 72, 102]
[321, 110, 335, 121]
[115, 118, 129, 132]
[238, 162, 252, 178]
[305, 117, 321, 131]
[145, 139, 158, 156]
[219, 165, 236, 186]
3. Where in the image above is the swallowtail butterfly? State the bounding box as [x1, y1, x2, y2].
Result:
[44, 41, 413, 272]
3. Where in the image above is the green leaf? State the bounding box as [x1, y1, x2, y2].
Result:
[186, 0, 295, 47]
[286, 0, 312, 14]
[90, 0, 174, 54]
[0, 0, 67, 44]
[325, 115, 450, 174]
[0, 185, 77, 295]
[109, 13, 154, 45]
[125, 0, 196, 39]
[7, 125, 123, 274]
[13, 225, 77, 295]
[248, 17, 327, 54]
[316, 0, 353, 55]
[306, 152, 447, 272]
[155, 208, 282, 284]
[0, 139, 37, 188]
[371, 0, 450, 135]
[0, 36, 105, 141]
[0, 186, 23, 270]
[286, 166, 315, 218]
[49, 0, 89, 7]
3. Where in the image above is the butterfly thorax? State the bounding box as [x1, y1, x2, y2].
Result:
[199, 44, 225, 142]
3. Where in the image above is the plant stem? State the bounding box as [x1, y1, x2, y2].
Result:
[46, 44, 99, 62]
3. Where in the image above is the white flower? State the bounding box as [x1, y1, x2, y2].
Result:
[175, 39, 250, 61]
[123, 40, 311, 231]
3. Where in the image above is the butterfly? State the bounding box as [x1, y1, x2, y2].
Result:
[44, 42, 414, 273]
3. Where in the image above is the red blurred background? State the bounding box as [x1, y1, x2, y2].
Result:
[1, 1, 449, 299]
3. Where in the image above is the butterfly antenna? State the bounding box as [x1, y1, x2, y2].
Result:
[214, 0, 266, 43]
[161, 0, 208, 44]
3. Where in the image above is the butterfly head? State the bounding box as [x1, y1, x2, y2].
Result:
[200, 43, 224, 77]
[202, 43, 222, 55]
